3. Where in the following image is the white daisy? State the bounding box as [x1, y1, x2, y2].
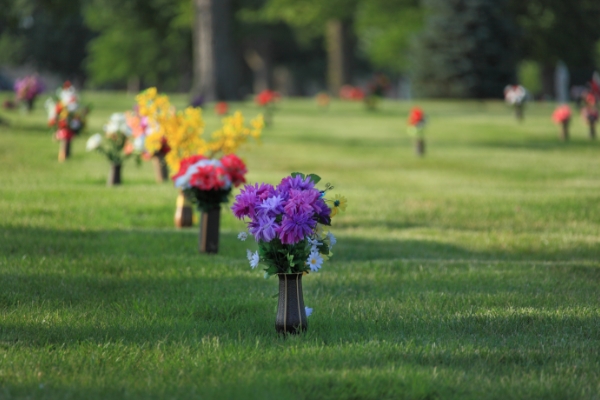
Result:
[238, 232, 248, 241]
[306, 250, 323, 272]
[247, 250, 259, 269]
[326, 232, 336, 249]
[86, 133, 103, 151]
[307, 237, 322, 252]
[305, 307, 313, 317]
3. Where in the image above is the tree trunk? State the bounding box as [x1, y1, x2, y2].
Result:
[192, 0, 240, 102]
[326, 19, 353, 96]
[244, 38, 274, 93]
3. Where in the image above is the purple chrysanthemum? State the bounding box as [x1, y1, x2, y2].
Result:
[284, 189, 319, 216]
[249, 214, 280, 242]
[277, 210, 316, 245]
[257, 194, 284, 216]
[276, 175, 315, 194]
[232, 183, 276, 219]
[231, 185, 259, 219]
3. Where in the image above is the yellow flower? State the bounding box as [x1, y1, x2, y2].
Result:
[134, 87, 263, 175]
[330, 194, 348, 217]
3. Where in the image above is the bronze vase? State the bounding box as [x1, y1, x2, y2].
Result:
[107, 164, 122, 186]
[174, 191, 193, 228]
[415, 138, 425, 156]
[58, 139, 71, 162]
[275, 273, 308, 334]
[199, 208, 220, 253]
[560, 120, 570, 141]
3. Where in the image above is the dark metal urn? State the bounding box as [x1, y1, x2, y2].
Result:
[560, 120, 570, 141]
[199, 207, 220, 253]
[276, 273, 308, 334]
[107, 164, 122, 186]
[415, 138, 426, 156]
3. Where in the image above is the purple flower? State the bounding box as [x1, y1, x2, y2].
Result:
[276, 175, 315, 194]
[249, 214, 280, 242]
[231, 185, 259, 219]
[257, 194, 284, 216]
[256, 183, 276, 201]
[313, 198, 331, 225]
[277, 210, 316, 245]
[231, 183, 276, 219]
[284, 189, 319, 216]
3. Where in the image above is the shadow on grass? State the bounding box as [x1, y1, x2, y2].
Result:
[2, 225, 598, 263]
[474, 137, 600, 151]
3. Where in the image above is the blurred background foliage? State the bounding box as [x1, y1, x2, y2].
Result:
[0, 0, 599, 98]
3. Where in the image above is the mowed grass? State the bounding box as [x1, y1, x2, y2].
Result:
[1, 92, 599, 399]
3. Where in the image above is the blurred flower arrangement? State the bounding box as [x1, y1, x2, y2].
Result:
[552, 105, 571, 141]
[45, 82, 90, 141]
[86, 113, 138, 166]
[215, 102, 229, 116]
[14, 75, 44, 112]
[407, 107, 427, 156]
[255, 89, 280, 126]
[504, 85, 527, 120]
[339, 85, 364, 101]
[232, 172, 347, 277]
[136, 87, 263, 176]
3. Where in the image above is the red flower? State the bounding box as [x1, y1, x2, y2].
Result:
[158, 137, 170, 156]
[55, 128, 74, 141]
[171, 154, 208, 182]
[189, 165, 229, 191]
[408, 107, 425, 126]
[221, 154, 247, 187]
[552, 105, 571, 124]
[215, 102, 229, 116]
[255, 90, 280, 107]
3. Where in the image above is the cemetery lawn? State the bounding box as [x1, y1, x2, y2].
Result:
[1, 93, 599, 399]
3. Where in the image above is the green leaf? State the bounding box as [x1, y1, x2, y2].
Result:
[291, 172, 305, 179]
[307, 174, 321, 184]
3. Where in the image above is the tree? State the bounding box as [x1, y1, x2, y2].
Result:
[191, 0, 242, 101]
[84, 0, 192, 90]
[510, 0, 600, 96]
[411, 0, 516, 98]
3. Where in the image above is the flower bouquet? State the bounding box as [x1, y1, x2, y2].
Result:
[339, 85, 364, 102]
[504, 85, 527, 121]
[407, 107, 427, 156]
[45, 82, 90, 161]
[125, 107, 170, 183]
[552, 105, 571, 141]
[86, 113, 139, 186]
[14, 75, 44, 112]
[255, 89, 279, 126]
[581, 93, 598, 139]
[232, 172, 347, 334]
[173, 154, 247, 252]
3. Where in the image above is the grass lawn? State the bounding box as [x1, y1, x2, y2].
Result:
[1, 92, 599, 399]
